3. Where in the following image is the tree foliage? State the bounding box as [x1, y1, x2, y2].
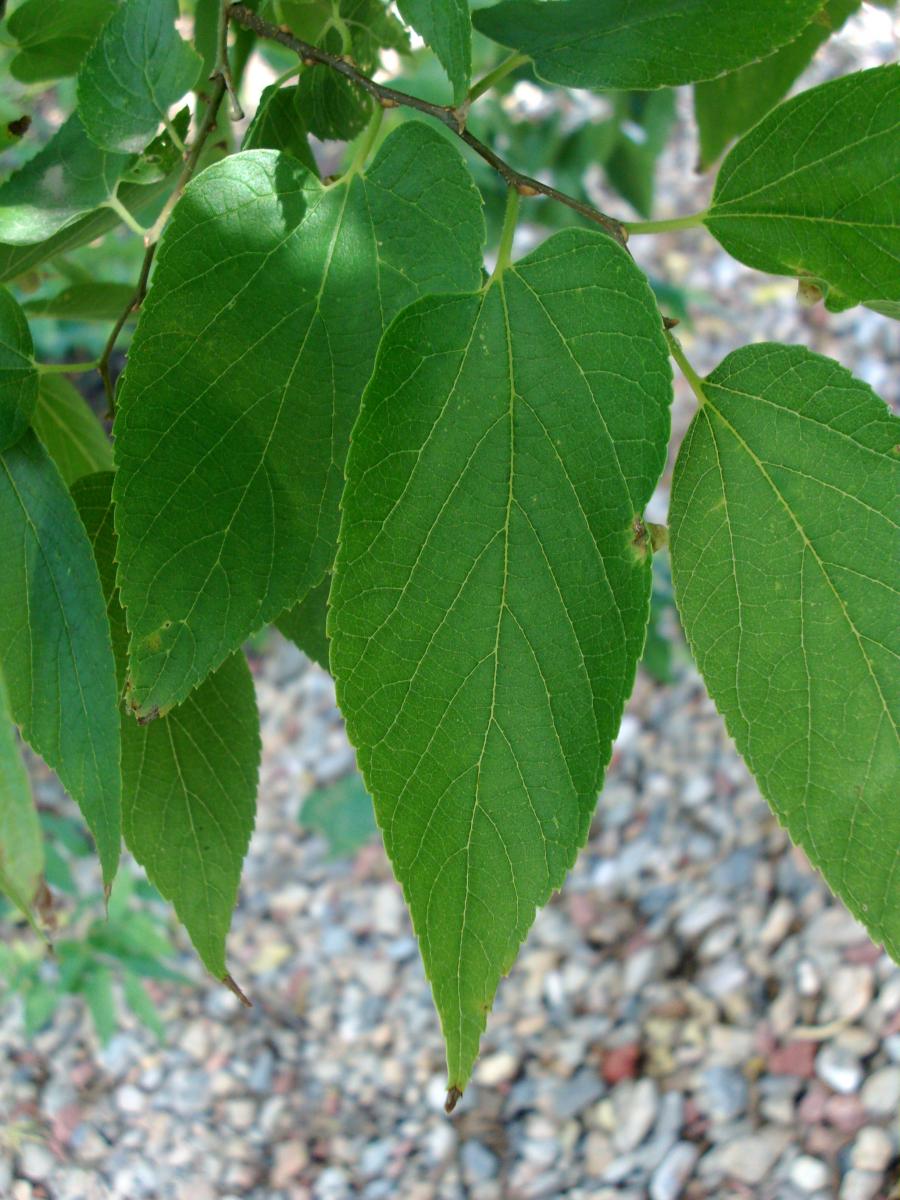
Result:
[0, 0, 897, 1105]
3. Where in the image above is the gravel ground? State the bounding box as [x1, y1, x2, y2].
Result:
[2, 9, 899, 1200]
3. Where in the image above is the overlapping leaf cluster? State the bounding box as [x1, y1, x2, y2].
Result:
[0, 0, 897, 1098]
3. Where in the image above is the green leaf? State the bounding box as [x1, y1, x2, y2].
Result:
[0, 166, 175, 285]
[472, 0, 823, 91]
[0, 113, 133, 246]
[0, 285, 38, 451]
[74, 473, 260, 981]
[243, 84, 318, 175]
[397, 0, 471, 103]
[23, 282, 137, 322]
[704, 65, 900, 315]
[694, 0, 861, 170]
[83, 965, 117, 1044]
[0, 433, 120, 884]
[7, 0, 118, 83]
[122, 970, 164, 1039]
[77, 0, 202, 154]
[300, 773, 377, 859]
[331, 227, 672, 1094]
[296, 69, 371, 142]
[114, 121, 485, 716]
[0, 670, 44, 923]
[604, 90, 677, 219]
[669, 343, 900, 959]
[31, 374, 113, 487]
[277, 575, 330, 670]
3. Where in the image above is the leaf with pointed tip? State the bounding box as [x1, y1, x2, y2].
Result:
[331, 227, 672, 1093]
[473, 0, 823, 91]
[0, 670, 44, 924]
[0, 114, 133, 246]
[74, 472, 260, 981]
[669, 344, 900, 959]
[277, 575, 331, 671]
[0, 286, 38, 451]
[704, 65, 900, 315]
[77, 0, 202, 154]
[243, 84, 318, 176]
[397, 0, 471, 103]
[0, 433, 120, 884]
[7, 0, 117, 83]
[694, 0, 861, 170]
[31, 374, 113, 487]
[114, 121, 484, 717]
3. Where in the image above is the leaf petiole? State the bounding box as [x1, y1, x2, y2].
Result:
[666, 332, 706, 406]
[625, 211, 707, 235]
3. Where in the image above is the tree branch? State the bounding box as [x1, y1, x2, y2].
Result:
[226, 4, 628, 247]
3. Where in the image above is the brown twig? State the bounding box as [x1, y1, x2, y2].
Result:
[226, 4, 628, 247]
[98, 242, 155, 414]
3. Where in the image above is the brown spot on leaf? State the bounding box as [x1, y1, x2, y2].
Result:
[7, 116, 31, 139]
[444, 1086, 462, 1114]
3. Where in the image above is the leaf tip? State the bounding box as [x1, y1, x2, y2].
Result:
[444, 1086, 463, 1114]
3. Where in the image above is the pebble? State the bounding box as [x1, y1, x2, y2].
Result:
[850, 1126, 893, 1173]
[704, 1128, 790, 1185]
[827, 966, 874, 1023]
[461, 1140, 500, 1184]
[475, 1051, 520, 1086]
[649, 1142, 698, 1200]
[612, 1078, 658, 1153]
[553, 1069, 605, 1121]
[840, 1170, 884, 1200]
[698, 1066, 748, 1122]
[860, 1066, 900, 1116]
[790, 1155, 830, 1192]
[816, 1045, 864, 1094]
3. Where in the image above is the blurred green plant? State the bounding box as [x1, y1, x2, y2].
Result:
[0, 815, 187, 1044]
[299, 774, 378, 860]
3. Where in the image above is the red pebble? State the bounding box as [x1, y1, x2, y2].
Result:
[825, 1094, 866, 1134]
[602, 1042, 640, 1084]
[768, 1040, 818, 1078]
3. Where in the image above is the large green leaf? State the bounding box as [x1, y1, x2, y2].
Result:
[76, 0, 202, 154]
[0, 113, 133, 246]
[704, 65, 900, 315]
[694, 0, 861, 170]
[31, 374, 113, 487]
[74, 472, 260, 980]
[472, 0, 823, 91]
[0, 433, 120, 884]
[114, 122, 484, 717]
[0, 670, 44, 924]
[669, 344, 900, 959]
[604, 90, 676, 219]
[0, 286, 38, 451]
[331, 227, 672, 1095]
[7, 0, 117, 83]
[397, 0, 471, 103]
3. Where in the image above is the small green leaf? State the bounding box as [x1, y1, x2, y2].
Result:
[7, 0, 118, 83]
[300, 774, 377, 859]
[0, 671, 44, 923]
[0, 167, 175, 285]
[277, 575, 331, 671]
[397, 0, 471, 103]
[296, 70, 371, 142]
[31, 374, 113, 487]
[669, 343, 900, 959]
[694, 0, 861, 169]
[74, 473, 260, 981]
[604, 90, 676, 219]
[473, 0, 823, 91]
[83, 965, 117, 1044]
[24, 282, 137, 322]
[0, 434, 121, 884]
[331, 227, 672, 1094]
[704, 65, 900, 315]
[243, 84, 318, 176]
[122, 970, 164, 1039]
[0, 113, 133, 246]
[114, 122, 485, 716]
[77, 0, 203, 154]
[0, 285, 38, 451]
